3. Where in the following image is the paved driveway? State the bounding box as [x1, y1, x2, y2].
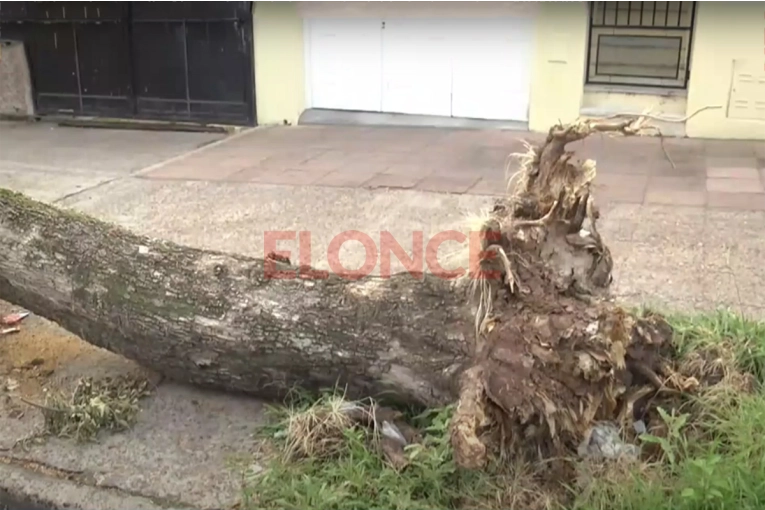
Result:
[139, 124, 765, 210]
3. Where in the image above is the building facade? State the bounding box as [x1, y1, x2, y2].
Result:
[253, 1, 765, 140]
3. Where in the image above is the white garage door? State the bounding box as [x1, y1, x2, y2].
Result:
[305, 19, 383, 112]
[450, 19, 533, 121]
[305, 18, 534, 122]
[381, 20, 453, 117]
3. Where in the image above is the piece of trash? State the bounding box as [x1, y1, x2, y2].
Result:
[5, 378, 19, 391]
[633, 419, 647, 435]
[1, 311, 29, 326]
[381, 420, 407, 446]
[1, 327, 21, 336]
[577, 422, 639, 460]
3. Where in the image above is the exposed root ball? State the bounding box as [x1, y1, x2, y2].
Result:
[450, 117, 699, 467]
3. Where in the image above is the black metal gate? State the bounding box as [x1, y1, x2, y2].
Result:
[0, 1, 255, 125]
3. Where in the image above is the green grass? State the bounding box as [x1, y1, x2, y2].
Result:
[241, 310, 765, 510]
[668, 310, 765, 383]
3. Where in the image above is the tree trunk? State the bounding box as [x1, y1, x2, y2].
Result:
[0, 188, 473, 407]
[0, 116, 700, 470]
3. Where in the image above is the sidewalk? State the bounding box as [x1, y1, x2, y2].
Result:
[140, 124, 765, 210]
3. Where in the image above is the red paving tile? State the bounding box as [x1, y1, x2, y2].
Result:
[645, 175, 707, 206]
[383, 163, 436, 177]
[316, 170, 376, 188]
[704, 140, 760, 157]
[296, 150, 353, 172]
[652, 162, 703, 178]
[708, 192, 765, 211]
[706, 178, 764, 194]
[257, 151, 326, 170]
[364, 173, 423, 190]
[135, 125, 765, 210]
[593, 174, 648, 203]
[416, 175, 481, 194]
[466, 178, 508, 196]
[706, 157, 759, 170]
[648, 176, 706, 191]
[644, 189, 707, 207]
[706, 166, 760, 180]
[232, 167, 329, 186]
[143, 158, 248, 181]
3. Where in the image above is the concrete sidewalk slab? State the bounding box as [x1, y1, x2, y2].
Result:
[57, 177, 764, 317]
[0, 162, 113, 203]
[0, 121, 223, 177]
[57, 178, 489, 275]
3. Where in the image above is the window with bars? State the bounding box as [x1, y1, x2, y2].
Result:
[586, 1, 696, 89]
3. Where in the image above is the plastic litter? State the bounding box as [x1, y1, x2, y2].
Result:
[1, 311, 30, 336]
[577, 422, 639, 460]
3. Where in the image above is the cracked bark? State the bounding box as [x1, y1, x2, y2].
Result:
[0, 189, 473, 407]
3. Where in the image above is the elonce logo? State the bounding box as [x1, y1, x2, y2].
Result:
[264, 230, 503, 281]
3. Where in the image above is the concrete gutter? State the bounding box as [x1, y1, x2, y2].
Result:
[0, 462, 196, 510]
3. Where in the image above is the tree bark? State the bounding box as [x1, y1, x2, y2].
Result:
[0, 188, 473, 406]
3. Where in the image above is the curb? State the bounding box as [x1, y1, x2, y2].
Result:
[0, 463, 197, 510]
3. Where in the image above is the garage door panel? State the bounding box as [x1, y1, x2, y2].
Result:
[381, 19, 452, 117]
[307, 19, 383, 112]
[304, 16, 534, 122]
[451, 19, 532, 121]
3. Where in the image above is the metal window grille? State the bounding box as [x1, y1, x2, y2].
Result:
[586, 1, 696, 89]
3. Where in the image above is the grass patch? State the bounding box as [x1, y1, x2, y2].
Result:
[242, 310, 765, 510]
[243, 395, 514, 510]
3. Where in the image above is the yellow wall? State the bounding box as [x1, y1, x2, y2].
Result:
[253, 2, 305, 126]
[527, 2, 589, 132]
[686, 2, 765, 139]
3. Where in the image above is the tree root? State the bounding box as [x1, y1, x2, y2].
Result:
[450, 115, 700, 468]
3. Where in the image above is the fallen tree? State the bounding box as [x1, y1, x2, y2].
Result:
[0, 190, 472, 406]
[0, 116, 697, 469]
